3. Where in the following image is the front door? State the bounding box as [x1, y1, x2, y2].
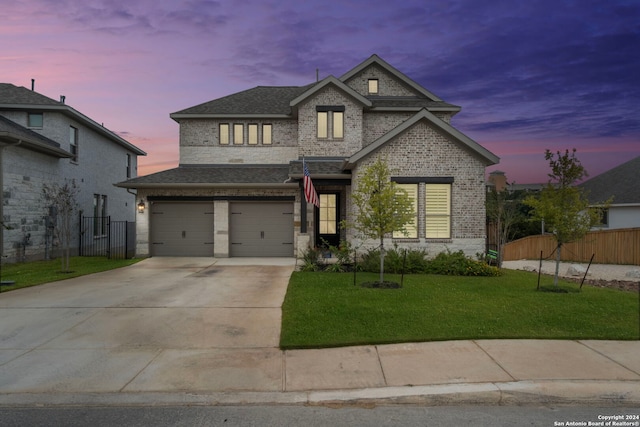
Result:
[316, 193, 340, 248]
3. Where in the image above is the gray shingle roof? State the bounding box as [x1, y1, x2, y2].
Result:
[0, 83, 146, 156]
[288, 158, 349, 176]
[0, 83, 63, 105]
[0, 116, 72, 158]
[0, 115, 61, 147]
[580, 156, 640, 205]
[172, 85, 316, 116]
[370, 97, 460, 111]
[117, 164, 293, 188]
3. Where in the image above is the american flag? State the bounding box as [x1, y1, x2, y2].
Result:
[303, 159, 320, 207]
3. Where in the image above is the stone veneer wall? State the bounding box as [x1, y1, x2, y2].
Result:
[2, 147, 59, 261]
[347, 120, 488, 258]
[0, 111, 138, 262]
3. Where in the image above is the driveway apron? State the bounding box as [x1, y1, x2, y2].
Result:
[0, 257, 296, 393]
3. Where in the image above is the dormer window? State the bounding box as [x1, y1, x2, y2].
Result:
[368, 79, 379, 94]
[316, 106, 345, 139]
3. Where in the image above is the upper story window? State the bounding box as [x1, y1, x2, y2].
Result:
[316, 106, 345, 139]
[126, 153, 132, 178]
[262, 124, 272, 145]
[368, 79, 379, 95]
[28, 112, 43, 128]
[248, 124, 258, 145]
[233, 124, 243, 145]
[317, 112, 328, 138]
[69, 126, 78, 162]
[219, 124, 230, 145]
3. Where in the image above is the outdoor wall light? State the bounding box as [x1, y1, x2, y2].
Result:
[137, 200, 146, 214]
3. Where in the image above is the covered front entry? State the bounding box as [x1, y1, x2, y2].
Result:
[230, 202, 294, 257]
[150, 201, 214, 256]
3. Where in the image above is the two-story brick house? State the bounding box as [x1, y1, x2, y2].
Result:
[0, 83, 146, 261]
[119, 55, 499, 258]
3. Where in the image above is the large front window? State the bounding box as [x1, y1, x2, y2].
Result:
[393, 184, 418, 238]
[425, 184, 451, 239]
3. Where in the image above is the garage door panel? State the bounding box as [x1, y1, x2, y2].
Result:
[230, 202, 293, 257]
[151, 202, 214, 257]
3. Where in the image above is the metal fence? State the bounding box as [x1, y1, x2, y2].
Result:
[79, 216, 135, 259]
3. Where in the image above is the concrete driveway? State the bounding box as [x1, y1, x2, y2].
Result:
[0, 257, 296, 394]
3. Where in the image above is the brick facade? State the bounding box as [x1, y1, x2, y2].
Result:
[125, 55, 497, 259]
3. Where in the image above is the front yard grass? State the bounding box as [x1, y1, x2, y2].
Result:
[280, 270, 639, 349]
[0, 257, 143, 292]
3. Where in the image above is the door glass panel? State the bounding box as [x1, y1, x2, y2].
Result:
[319, 194, 337, 235]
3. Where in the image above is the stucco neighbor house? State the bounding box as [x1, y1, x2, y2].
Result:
[580, 155, 640, 230]
[118, 54, 499, 258]
[0, 83, 146, 262]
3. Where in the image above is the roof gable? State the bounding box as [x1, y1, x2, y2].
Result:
[348, 109, 499, 166]
[289, 76, 372, 109]
[340, 54, 443, 102]
[580, 155, 640, 205]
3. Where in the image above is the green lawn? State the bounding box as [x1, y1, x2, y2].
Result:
[280, 270, 640, 349]
[0, 257, 143, 292]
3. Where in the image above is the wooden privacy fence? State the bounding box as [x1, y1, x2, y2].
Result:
[503, 228, 640, 265]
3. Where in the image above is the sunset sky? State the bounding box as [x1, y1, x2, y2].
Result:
[3, 0, 638, 184]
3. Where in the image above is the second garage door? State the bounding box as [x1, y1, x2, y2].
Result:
[150, 202, 214, 256]
[230, 202, 294, 257]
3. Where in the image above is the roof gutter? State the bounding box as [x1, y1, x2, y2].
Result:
[115, 182, 300, 190]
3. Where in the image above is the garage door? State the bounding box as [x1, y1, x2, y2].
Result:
[230, 202, 294, 257]
[150, 202, 214, 256]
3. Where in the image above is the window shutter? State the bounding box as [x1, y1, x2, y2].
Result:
[425, 184, 451, 238]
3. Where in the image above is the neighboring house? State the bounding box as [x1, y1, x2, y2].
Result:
[118, 54, 499, 258]
[0, 83, 146, 262]
[580, 155, 640, 230]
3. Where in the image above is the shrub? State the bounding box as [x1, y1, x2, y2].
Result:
[358, 247, 428, 273]
[299, 246, 323, 272]
[425, 250, 500, 277]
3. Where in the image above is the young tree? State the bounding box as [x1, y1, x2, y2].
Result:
[486, 184, 524, 267]
[524, 149, 607, 286]
[42, 179, 79, 273]
[349, 157, 415, 284]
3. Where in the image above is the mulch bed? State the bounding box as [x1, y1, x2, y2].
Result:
[559, 276, 640, 292]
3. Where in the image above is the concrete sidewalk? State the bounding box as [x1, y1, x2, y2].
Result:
[0, 258, 638, 407]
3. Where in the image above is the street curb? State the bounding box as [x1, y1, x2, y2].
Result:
[0, 380, 638, 407]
